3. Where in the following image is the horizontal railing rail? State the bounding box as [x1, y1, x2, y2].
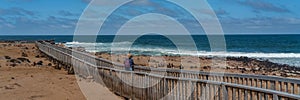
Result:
[36, 41, 300, 98]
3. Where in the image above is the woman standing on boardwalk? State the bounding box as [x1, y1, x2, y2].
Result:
[124, 54, 134, 71]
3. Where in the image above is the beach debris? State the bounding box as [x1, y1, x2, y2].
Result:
[48, 63, 52, 66]
[11, 77, 15, 80]
[21, 52, 28, 57]
[35, 55, 40, 58]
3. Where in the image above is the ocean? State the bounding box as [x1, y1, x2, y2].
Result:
[1, 35, 300, 67]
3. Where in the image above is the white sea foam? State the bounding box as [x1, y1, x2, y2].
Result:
[65, 41, 300, 58]
[65, 42, 300, 66]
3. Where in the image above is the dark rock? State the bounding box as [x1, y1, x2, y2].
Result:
[4, 56, 11, 59]
[167, 63, 171, 68]
[45, 40, 55, 44]
[240, 68, 246, 71]
[251, 68, 256, 73]
[35, 55, 40, 58]
[241, 70, 245, 73]
[48, 63, 52, 66]
[17, 57, 30, 63]
[10, 63, 17, 67]
[203, 66, 211, 69]
[245, 68, 251, 71]
[21, 52, 28, 57]
[9, 59, 21, 64]
[281, 73, 288, 77]
[11, 77, 15, 79]
[226, 67, 229, 69]
[36, 61, 43, 65]
[179, 65, 184, 69]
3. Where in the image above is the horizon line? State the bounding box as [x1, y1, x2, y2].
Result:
[0, 33, 300, 36]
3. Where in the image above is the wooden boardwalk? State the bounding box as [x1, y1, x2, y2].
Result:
[36, 41, 300, 100]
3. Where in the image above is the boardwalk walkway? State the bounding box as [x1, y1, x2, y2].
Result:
[36, 41, 300, 100]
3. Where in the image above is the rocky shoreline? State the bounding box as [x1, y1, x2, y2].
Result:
[226, 57, 300, 77]
[95, 52, 300, 78]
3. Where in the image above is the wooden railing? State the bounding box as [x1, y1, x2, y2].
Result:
[36, 41, 300, 100]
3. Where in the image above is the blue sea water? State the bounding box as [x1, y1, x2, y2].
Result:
[0, 35, 300, 66]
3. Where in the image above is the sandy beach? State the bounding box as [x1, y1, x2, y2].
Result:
[0, 42, 122, 100]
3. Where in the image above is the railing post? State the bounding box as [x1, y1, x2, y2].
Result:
[273, 94, 279, 100]
[222, 84, 228, 100]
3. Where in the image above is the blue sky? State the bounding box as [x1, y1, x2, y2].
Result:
[0, 0, 300, 35]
